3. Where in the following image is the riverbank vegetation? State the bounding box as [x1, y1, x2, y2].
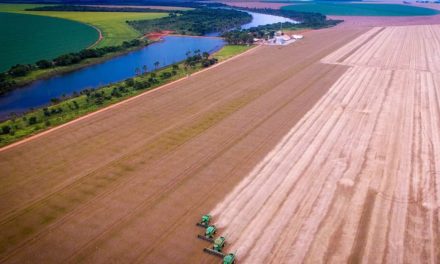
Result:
[0, 39, 149, 96]
[0, 45, 251, 147]
[222, 8, 343, 44]
[128, 8, 252, 36]
[241, 8, 343, 28]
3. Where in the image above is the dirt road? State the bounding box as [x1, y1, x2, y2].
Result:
[212, 25, 440, 263]
[0, 27, 365, 263]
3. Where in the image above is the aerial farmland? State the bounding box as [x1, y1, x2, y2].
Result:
[0, 0, 439, 263]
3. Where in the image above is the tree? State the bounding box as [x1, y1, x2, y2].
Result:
[1, 125, 11, 135]
[154, 61, 160, 70]
[185, 51, 191, 58]
[135, 67, 141, 75]
[172, 64, 179, 70]
[142, 65, 148, 74]
[202, 52, 209, 59]
[8, 64, 32, 77]
[28, 116, 37, 125]
[125, 78, 135, 86]
[36, 60, 53, 69]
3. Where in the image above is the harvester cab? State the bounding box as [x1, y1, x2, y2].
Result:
[203, 236, 226, 258]
[197, 225, 217, 242]
[223, 253, 236, 264]
[196, 214, 212, 227]
[213, 236, 226, 252]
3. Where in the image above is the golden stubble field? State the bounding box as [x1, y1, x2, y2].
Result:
[212, 25, 440, 263]
[0, 26, 366, 263]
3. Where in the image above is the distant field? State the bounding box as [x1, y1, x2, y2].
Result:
[213, 45, 253, 61]
[87, 5, 193, 11]
[282, 3, 440, 16]
[0, 4, 168, 48]
[0, 12, 98, 71]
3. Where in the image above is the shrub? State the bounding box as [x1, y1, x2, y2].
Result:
[8, 64, 32, 77]
[1, 125, 11, 135]
[36, 60, 53, 69]
[28, 116, 37, 125]
[125, 78, 135, 87]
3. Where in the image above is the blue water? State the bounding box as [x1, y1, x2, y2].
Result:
[0, 36, 224, 119]
[206, 9, 297, 36]
[240, 10, 297, 29]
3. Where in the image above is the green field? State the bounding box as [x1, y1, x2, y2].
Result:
[0, 4, 168, 48]
[282, 3, 440, 16]
[0, 12, 98, 72]
[21, 11, 168, 47]
[213, 45, 253, 61]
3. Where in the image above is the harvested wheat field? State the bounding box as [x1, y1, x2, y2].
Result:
[212, 24, 440, 263]
[0, 26, 366, 263]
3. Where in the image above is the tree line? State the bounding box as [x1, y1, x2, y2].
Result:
[0, 39, 145, 96]
[238, 8, 343, 28]
[0, 52, 220, 137]
[128, 8, 252, 36]
[222, 8, 343, 45]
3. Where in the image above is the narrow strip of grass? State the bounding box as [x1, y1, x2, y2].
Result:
[212, 45, 253, 61]
[0, 45, 253, 148]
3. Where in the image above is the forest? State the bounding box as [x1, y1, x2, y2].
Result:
[222, 8, 343, 45]
[128, 8, 252, 36]
[239, 8, 343, 28]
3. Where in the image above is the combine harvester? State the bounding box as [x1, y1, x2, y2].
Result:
[196, 214, 236, 264]
[197, 225, 217, 243]
[203, 236, 226, 257]
[196, 214, 211, 227]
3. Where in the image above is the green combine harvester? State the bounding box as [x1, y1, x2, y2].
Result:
[223, 253, 236, 264]
[197, 225, 217, 243]
[195, 215, 236, 263]
[203, 236, 226, 257]
[203, 236, 236, 264]
[196, 214, 212, 227]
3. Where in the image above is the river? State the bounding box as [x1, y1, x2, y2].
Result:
[0, 10, 297, 119]
[0, 36, 224, 119]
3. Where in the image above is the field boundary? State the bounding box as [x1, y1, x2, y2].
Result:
[0, 44, 261, 153]
[87, 24, 103, 48]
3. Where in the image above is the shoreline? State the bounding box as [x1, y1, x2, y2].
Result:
[6, 33, 226, 95]
[0, 44, 259, 152]
[3, 41, 156, 95]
